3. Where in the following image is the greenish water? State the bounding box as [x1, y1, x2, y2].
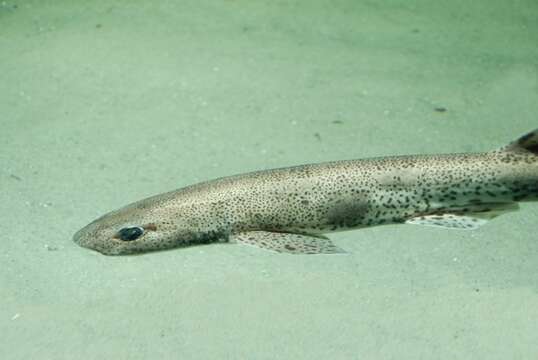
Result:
[1, 1, 537, 359]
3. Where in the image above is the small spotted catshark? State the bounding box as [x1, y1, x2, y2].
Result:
[74, 129, 538, 255]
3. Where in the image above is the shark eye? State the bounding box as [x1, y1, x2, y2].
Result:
[117, 227, 144, 241]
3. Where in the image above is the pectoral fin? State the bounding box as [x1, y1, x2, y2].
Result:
[406, 202, 519, 230]
[230, 231, 346, 254]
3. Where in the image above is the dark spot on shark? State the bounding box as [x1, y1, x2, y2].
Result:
[326, 200, 368, 228]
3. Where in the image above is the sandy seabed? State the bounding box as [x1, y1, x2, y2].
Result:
[1, 1, 537, 359]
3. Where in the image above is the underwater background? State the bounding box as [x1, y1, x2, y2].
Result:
[1, 1, 537, 359]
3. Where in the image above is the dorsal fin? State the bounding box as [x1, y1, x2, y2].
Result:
[503, 129, 538, 154]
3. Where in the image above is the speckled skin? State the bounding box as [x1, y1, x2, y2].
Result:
[73, 133, 538, 255]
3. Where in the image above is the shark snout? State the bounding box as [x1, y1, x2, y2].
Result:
[72, 223, 94, 248]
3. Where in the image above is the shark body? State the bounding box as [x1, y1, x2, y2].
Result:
[74, 130, 538, 255]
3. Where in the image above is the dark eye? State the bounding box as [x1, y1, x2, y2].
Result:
[117, 227, 144, 241]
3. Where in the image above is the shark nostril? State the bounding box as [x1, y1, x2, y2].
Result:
[116, 227, 144, 241]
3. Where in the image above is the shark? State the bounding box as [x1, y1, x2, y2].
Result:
[73, 129, 538, 255]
